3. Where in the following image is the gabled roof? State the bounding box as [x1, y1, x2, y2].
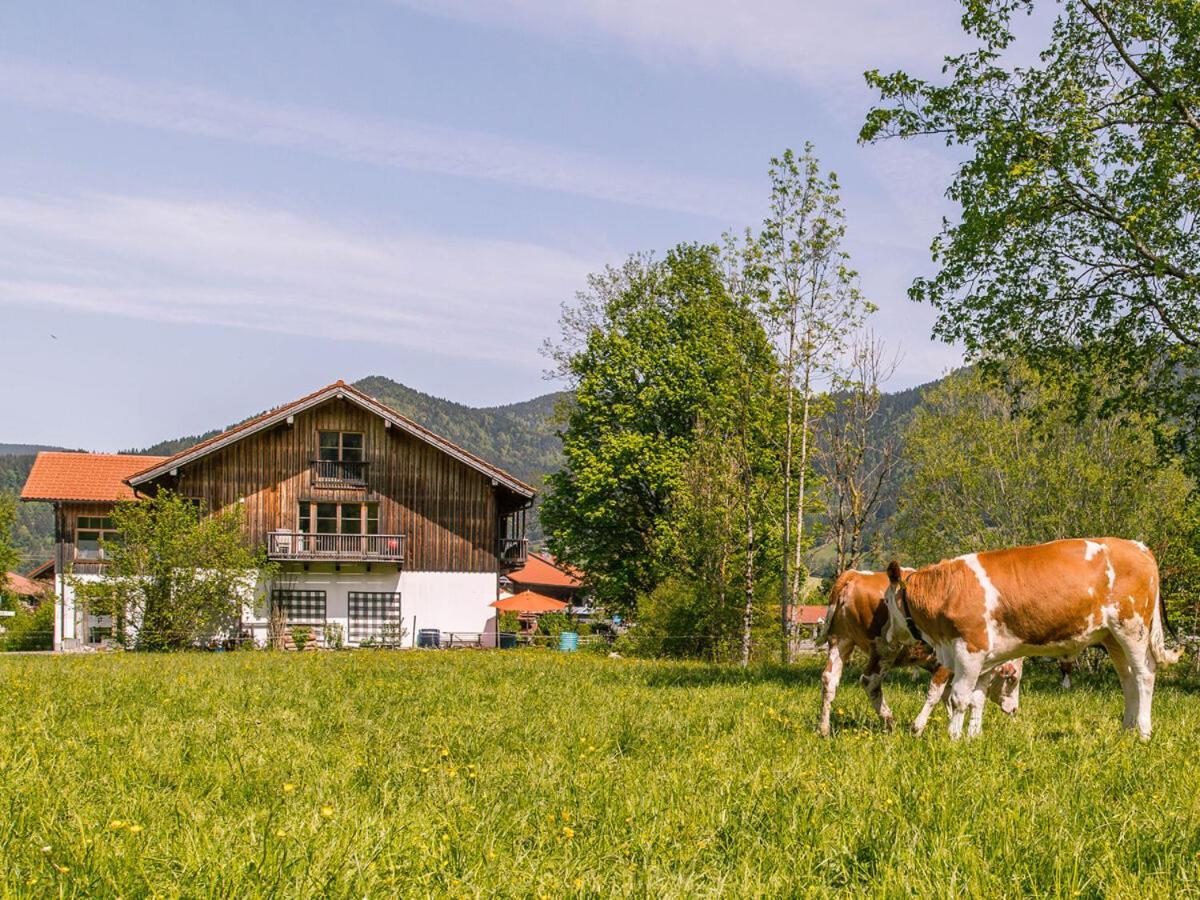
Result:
[506, 552, 583, 589]
[128, 380, 536, 497]
[5, 571, 48, 598]
[21, 452, 170, 503]
[792, 605, 829, 625]
[26, 560, 55, 581]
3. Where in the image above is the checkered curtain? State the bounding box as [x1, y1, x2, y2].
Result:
[349, 592, 401, 644]
[273, 590, 327, 626]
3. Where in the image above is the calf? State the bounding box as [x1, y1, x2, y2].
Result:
[885, 538, 1179, 740]
[817, 569, 1020, 736]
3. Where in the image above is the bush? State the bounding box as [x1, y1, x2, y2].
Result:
[537, 612, 570, 637]
[2, 602, 54, 652]
[291, 626, 313, 652]
[498, 611, 521, 634]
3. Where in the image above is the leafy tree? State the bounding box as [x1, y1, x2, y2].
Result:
[74, 491, 274, 650]
[542, 244, 782, 626]
[891, 366, 1200, 628]
[0, 492, 21, 610]
[736, 145, 872, 659]
[861, 0, 1200, 472]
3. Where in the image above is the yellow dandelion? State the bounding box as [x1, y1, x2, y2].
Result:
[56, 865, 69, 874]
[108, 820, 125, 831]
[282, 783, 296, 794]
[421, 767, 430, 774]
[275, 829, 287, 838]
[487, 850, 496, 861]
[561, 810, 571, 822]
[320, 805, 334, 819]
[441, 833, 451, 842]
[562, 826, 575, 839]
[439, 747, 451, 758]
[128, 825, 143, 835]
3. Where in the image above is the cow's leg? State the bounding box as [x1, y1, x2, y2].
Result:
[1103, 635, 1138, 732]
[1120, 633, 1158, 741]
[912, 665, 951, 737]
[947, 643, 984, 740]
[819, 639, 847, 737]
[860, 649, 895, 732]
[967, 672, 991, 738]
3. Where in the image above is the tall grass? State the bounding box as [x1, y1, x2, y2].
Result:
[2, 651, 1199, 896]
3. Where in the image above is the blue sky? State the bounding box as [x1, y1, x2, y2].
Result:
[1, 1, 973, 450]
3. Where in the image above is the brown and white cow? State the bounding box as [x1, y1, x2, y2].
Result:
[884, 538, 1180, 740]
[817, 569, 1021, 736]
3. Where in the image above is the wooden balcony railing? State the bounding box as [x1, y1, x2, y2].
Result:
[309, 459, 370, 486]
[498, 537, 529, 570]
[268, 531, 405, 562]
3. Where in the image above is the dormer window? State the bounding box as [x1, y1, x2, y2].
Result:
[312, 431, 367, 485]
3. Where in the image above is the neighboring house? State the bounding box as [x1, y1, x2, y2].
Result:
[501, 552, 584, 606]
[4, 571, 49, 603]
[20, 380, 534, 650]
[25, 559, 56, 585]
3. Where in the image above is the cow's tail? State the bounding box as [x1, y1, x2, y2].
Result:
[814, 581, 844, 647]
[1150, 586, 1182, 667]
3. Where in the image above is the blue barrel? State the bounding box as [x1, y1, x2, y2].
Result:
[559, 631, 579, 652]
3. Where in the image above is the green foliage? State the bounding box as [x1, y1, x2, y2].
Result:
[862, 0, 1200, 472]
[74, 491, 274, 651]
[535, 612, 570, 637]
[542, 244, 782, 613]
[891, 366, 1200, 627]
[497, 611, 520, 633]
[0, 493, 19, 608]
[291, 626, 313, 652]
[1, 600, 53, 651]
[6, 652, 1200, 894]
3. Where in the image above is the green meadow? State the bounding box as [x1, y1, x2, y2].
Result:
[3, 650, 1200, 897]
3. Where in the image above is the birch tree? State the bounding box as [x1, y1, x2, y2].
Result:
[753, 145, 872, 660]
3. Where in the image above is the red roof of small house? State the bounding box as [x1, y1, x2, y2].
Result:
[506, 552, 583, 589]
[4, 571, 47, 598]
[21, 452, 170, 503]
[489, 591, 569, 613]
[127, 380, 536, 498]
[793, 605, 829, 625]
[26, 559, 55, 581]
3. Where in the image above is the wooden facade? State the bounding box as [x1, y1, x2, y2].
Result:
[131, 396, 529, 573]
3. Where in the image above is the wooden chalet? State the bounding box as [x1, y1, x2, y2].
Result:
[21, 381, 535, 650]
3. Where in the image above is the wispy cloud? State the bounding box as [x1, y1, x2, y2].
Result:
[389, 0, 966, 87]
[0, 192, 600, 364]
[0, 56, 756, 220]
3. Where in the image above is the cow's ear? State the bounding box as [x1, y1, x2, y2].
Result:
[887, 560, 904, 584]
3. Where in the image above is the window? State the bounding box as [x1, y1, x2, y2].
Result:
[76, 516, 120, 560]
[348, 592, 402, 645]
[318, 431, 363, 462]
[299, 502, 379, 535]
[272, 590, 327, 626]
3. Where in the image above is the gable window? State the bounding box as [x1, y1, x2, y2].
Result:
[314, 431, 367, 485]
[76, 516, 120, 560]
[299, 502, 379, 535]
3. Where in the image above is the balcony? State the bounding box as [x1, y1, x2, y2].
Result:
[268, 531, 405, 563]
[310, 458, 369, 487]
[498, 537, 529, 570]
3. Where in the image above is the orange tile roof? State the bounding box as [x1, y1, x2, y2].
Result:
[20, 452, 169, 503]
[506, 552, 583, 589]
[792, 605, 829, 625]
[489, 590, 569, 613]
[4, 571, 48, 598]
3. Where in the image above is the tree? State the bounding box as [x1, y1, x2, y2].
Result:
[816, 335, 901, 573]
[891, 366, 1200, 628]
[861, 0, 1200, 472]
[542, 243, 783, 636]
[0, 493, 19, 605]
[747, 145, 872, 660]
[74, 491, 274, 650]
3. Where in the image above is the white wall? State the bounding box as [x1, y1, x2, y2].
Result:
[244, 569, 498, 648]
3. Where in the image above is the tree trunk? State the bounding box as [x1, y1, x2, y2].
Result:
[790, 364, 813, 616]
[779, 316, 797, 665]
[741, 493, 756, 668]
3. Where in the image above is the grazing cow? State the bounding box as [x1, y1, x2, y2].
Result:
[817, 569, 1021, 736]
[885, 538, 1180, 740]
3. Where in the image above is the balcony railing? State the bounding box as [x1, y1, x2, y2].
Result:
[268, 531, 405, 562]
[498, 537, 529, 570]
[310, 458, 369, 486]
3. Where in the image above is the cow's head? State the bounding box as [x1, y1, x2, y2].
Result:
[987, 659, 1023, 716]
[883, 559, 916, 646]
